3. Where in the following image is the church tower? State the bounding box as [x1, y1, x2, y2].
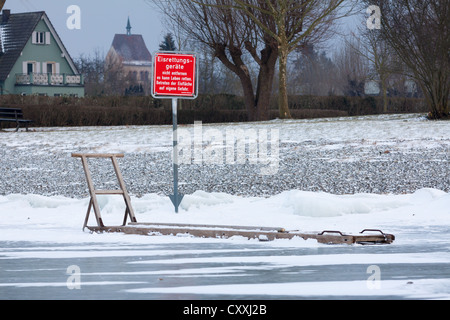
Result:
[126, 17, 132, 36]
[105, 16, 152, 95]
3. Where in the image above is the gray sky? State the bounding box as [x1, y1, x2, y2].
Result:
[5, 0, 363, 60]
[5, 0, 165, 58]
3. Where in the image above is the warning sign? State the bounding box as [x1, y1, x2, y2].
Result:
[152, 52, 197, 98]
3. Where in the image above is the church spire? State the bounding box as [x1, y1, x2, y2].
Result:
[126, 16, 132, 36]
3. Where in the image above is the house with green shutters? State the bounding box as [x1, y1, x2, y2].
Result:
[0, 9, 84, 97]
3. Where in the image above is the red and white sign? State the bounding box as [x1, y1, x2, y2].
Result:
[152, 52, 197, 98]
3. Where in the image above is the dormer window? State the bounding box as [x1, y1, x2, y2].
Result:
[36, 32, 44, 44]
[32, 31, 50, 45]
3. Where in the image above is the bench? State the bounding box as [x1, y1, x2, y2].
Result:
[0, 108, 33, 132]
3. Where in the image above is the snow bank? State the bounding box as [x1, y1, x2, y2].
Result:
[127, 278, 450, 299]
[181, 191, 236, 210]
[0, 188, 448, 244]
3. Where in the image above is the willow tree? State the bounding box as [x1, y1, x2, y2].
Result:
[229, 0, 349, 118]
[149, 0, 278, 121]
[363, 0, 449, 119]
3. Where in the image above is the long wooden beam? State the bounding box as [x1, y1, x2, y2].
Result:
[86, 223, 395, 245]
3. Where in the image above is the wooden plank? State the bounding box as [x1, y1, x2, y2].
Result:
[129, 222, 286, 232]
[83, 199, 93, 231]
[0, 108, 23, 111]
[86, 224, 395, 245]
[0, 114, 24, 118]
[71, 153, 125, 158]
[111, 155, 137, 224]
[94, 190, 124, 195]
[80, 155, 104, 228]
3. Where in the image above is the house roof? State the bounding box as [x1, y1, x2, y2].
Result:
[111, 34, 152, 65]
[0, 11, 44, 81]
[0, 10, 79, 82]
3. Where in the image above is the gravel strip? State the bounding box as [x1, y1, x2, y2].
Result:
[0, 140, 448, 198]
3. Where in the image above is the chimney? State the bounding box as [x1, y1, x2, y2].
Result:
[2, 9, 10, 24]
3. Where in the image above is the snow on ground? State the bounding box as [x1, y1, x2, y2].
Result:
[0, 113, 449, 300]
[1, 113, 448, 154]
[1, 113, 448, 197]
[0, 187, 449, 244]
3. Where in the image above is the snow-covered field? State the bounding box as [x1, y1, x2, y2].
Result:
[0, 114, 449, 300]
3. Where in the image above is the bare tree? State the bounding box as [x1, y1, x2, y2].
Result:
[150, 0, 349, 120]
[227, 0, 352, 118]
[346, 29, 400, 112]
[334, 37, 370, 97]
[75, 50, 107, 96]
[103, 52, 126, 96]
[149, 0, 278, 121]
[289, 45, 340, 96]
[363, 0, 449, 119]
[361, 31, 397, 112]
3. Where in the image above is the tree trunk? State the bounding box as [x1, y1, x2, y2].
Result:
[255, 66, 275, 121]
[278, 48, 292, 119]
[240, 75, 257, 121]
[215, 41, 278, 122]
[381, 77, 388, 113]
[255, 45, 278, 121]
[420, 73, 449, 119]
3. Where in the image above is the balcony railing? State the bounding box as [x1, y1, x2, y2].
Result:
[16, 73, 83, 86]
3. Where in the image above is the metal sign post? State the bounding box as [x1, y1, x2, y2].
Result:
[151, 51, 198, 213]
[169, 97, 183, 213]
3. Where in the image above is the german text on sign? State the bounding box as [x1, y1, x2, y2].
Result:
[152, 52, 197, 98]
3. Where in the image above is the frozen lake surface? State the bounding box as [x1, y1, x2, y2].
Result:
[0, 114, 449, 300]
[1, 228, 450, 300]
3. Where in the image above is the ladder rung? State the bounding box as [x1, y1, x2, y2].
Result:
[94, 190, 124, 195]
[72, 153, 125, 158]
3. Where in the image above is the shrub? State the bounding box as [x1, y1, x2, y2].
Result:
[0, 94, 426, 128]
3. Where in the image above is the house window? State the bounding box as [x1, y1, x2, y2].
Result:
[23, 61, 43, 75]
[47, 63, 55, 74]
[140, 71, 149, 81]
[32, 31, 50, 45]
[36, 32, 45, 44]
[24, 61, 38, 74]
[27, 63, 34, 74]
[43, 62, 59, 75]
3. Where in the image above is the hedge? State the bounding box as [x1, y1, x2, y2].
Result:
[0, 94, 427, 128]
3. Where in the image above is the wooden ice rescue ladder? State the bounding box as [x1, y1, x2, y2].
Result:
[71, 153, 395, 245]
[71, 153, 137, 230]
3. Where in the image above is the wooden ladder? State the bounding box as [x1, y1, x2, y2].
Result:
[72, 153, 137, 230]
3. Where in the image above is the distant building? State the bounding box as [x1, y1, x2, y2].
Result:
[364, 78, 419, 97]
[0, 9, 84, 97]
[364, 80, 380, 96]
[105, 17, 152, 95]
[404, 79, 418, 97]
